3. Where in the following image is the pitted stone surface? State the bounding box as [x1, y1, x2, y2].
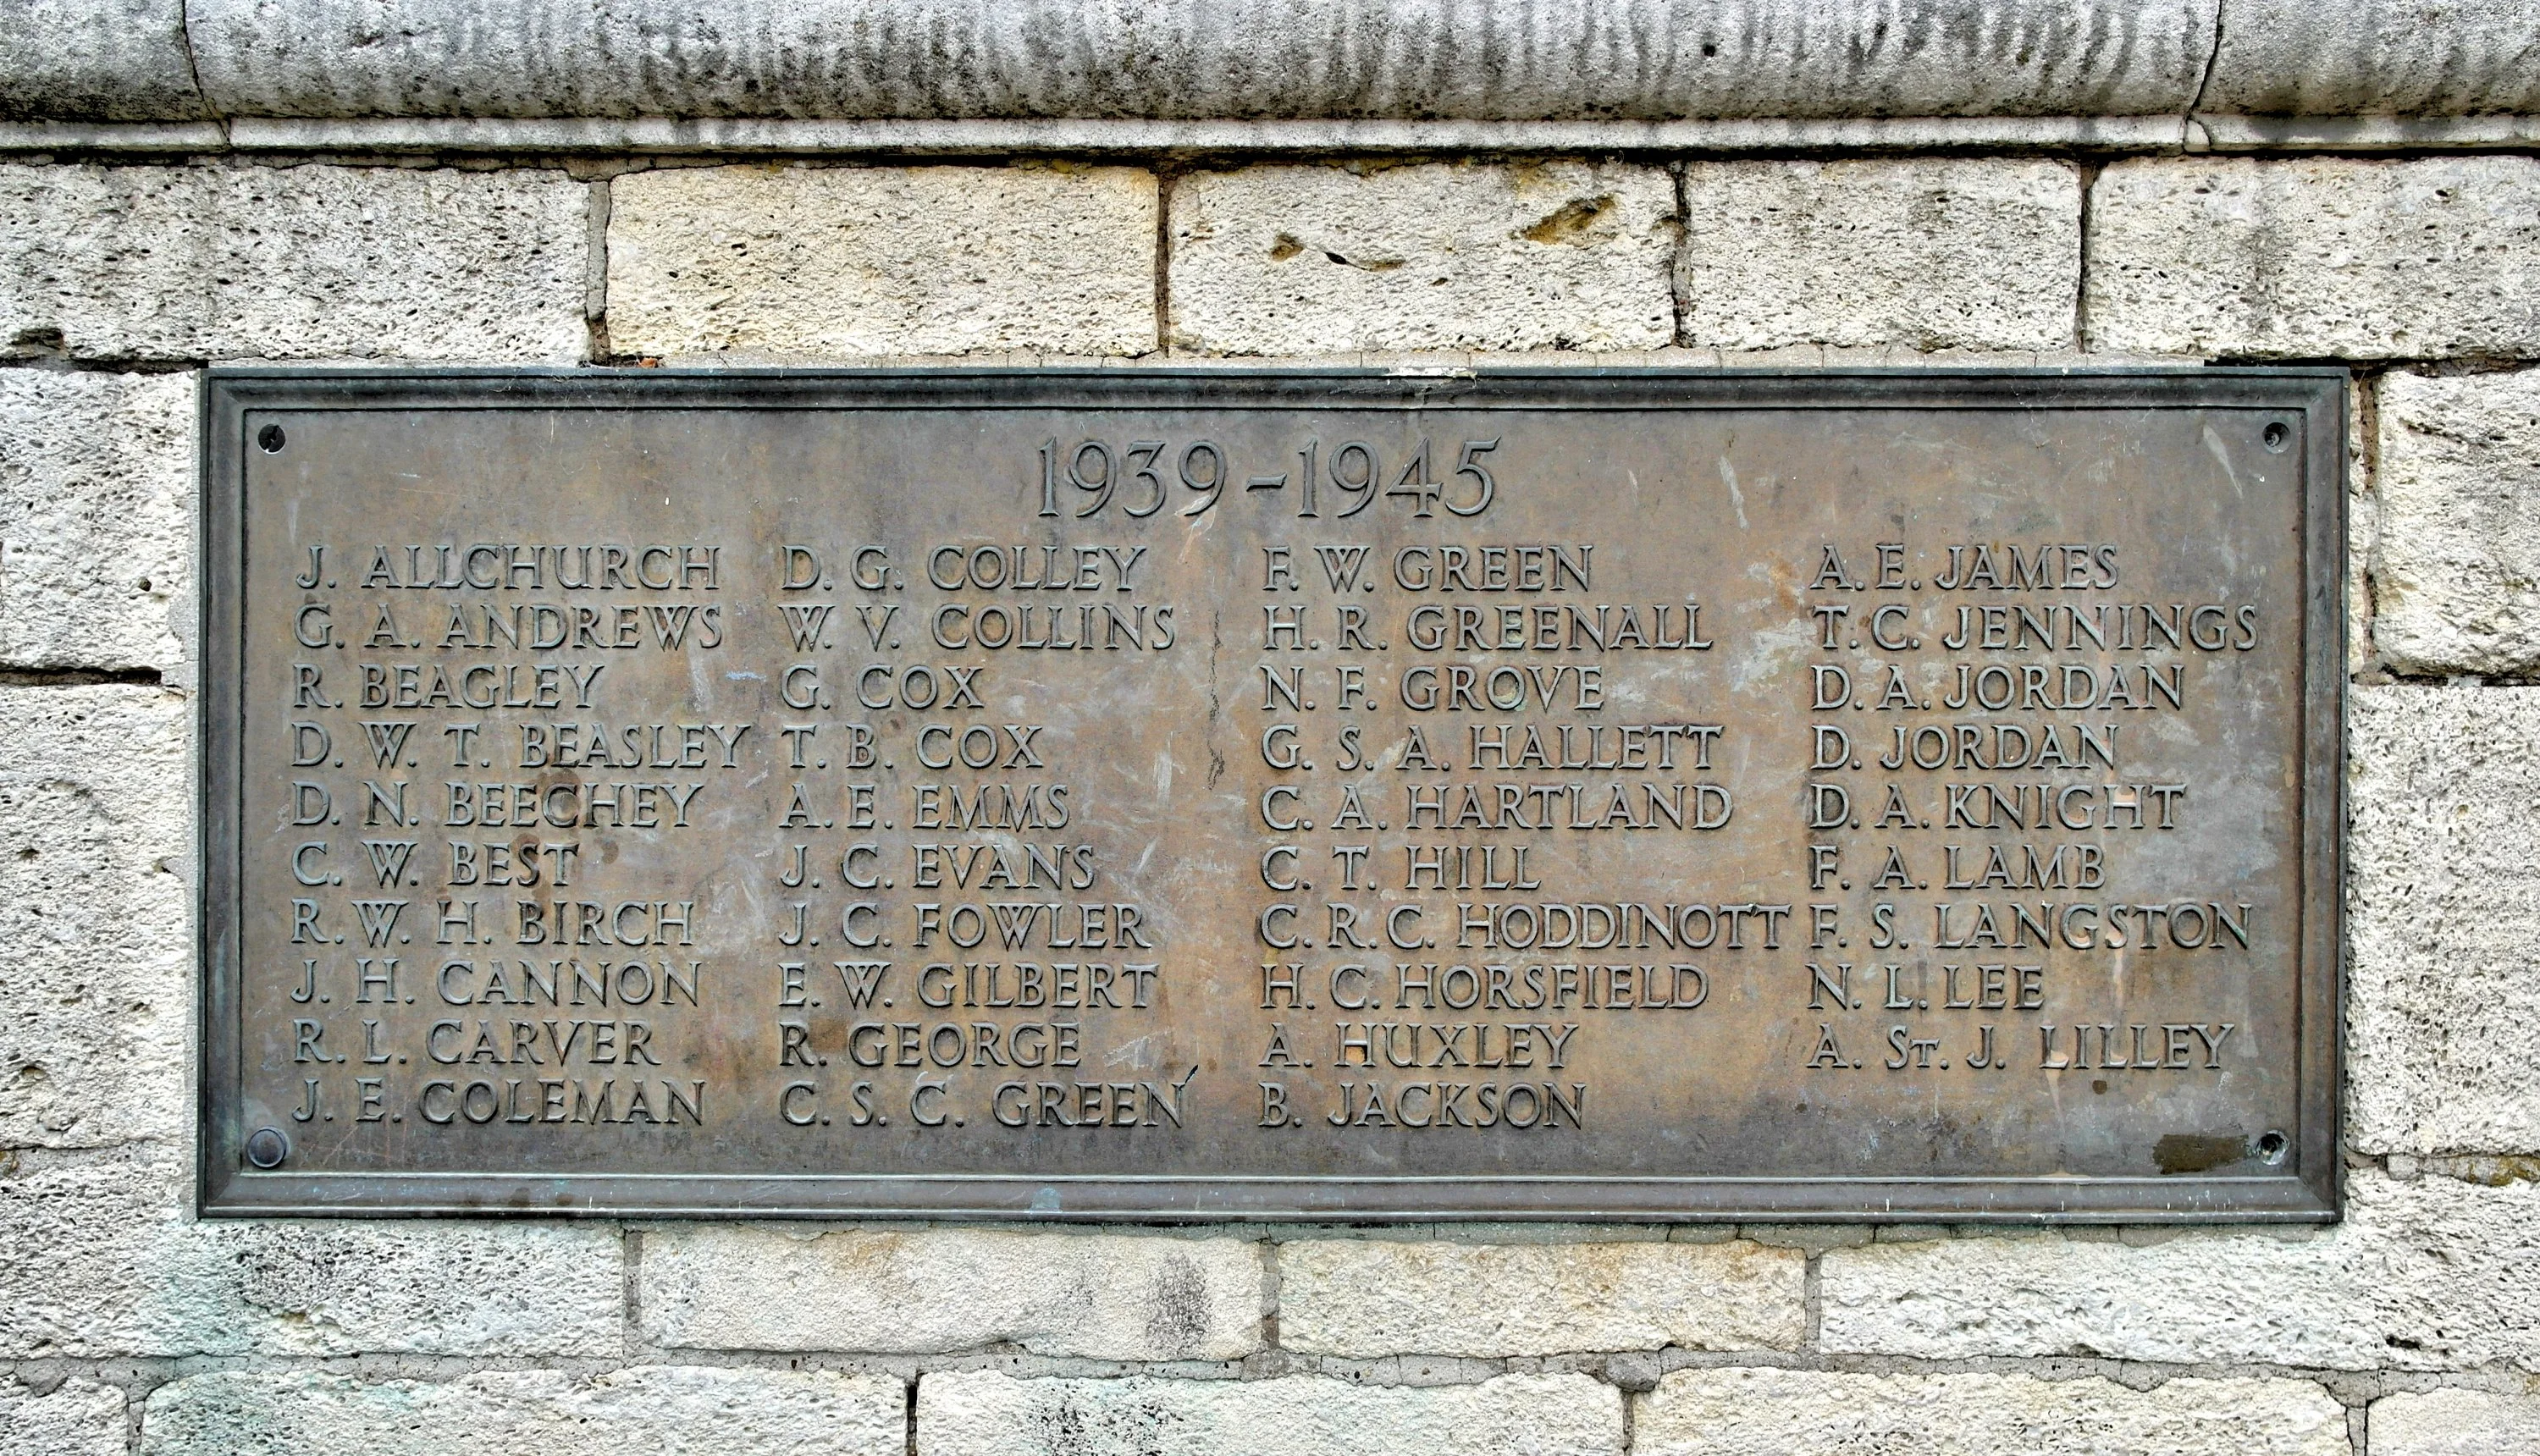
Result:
[178, 1, 2212, 122]
[2089, 158, 2540, 359]
[606, 164, 1157, 358]
[0, 685, 189, 1150]
[2350, 375, 2378, 673]
[139, 1366, 905, 1456]
[0, 0, 200, 122]
[0, 1376, 126, 1456]
[2350, 686, 2540, 1154]
[2206, 0, 2540, 117]
[1678, 159, 2079, 351]
[1276, 1238, 1803, 1356]
[1820, 1166, 2540, 1370]
[639, 1224, 1262, 1359]
[0, 370, 191, 674]
[914, 1371, 1623, 1456]
[1168, 162, 1676, 355]
[1633, 1368, 2347, 1456]
[2371, 370, 2540, 676]
[2370, 1387, 2540, 1454]
[0, 163, 588, 362]
[0, 1143, 623, 1357]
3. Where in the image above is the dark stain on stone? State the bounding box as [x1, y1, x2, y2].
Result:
[1143, 1250, 1211, 1356]
[1521, 195, 1615, 244]
[1268, 233, 1303, 261]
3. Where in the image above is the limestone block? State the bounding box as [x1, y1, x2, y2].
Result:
[2371, 370, 2540, 676]
[140, 1366, 904, 1456]
[1168, 162, 1676, 355]
[0, 1143, 624, 1357]
[0, 0, 201, 122]
[0, 163, 587, 362]
[2205, 0, 2540, 116]
[1678, 159, 2079, 351]
[0, 370, 192, 675]
[1819, 1166, 2540, 1370]
[2371, 1388, 2540, 1454]
[179, 1, 2211, 123]
[914, 1371, 1622, 1456]
[1634, 1368, 2347, 1456]
[639, 1224, 1261, 1359]
[2350, 375, 2378, 674]
[0, 1376, 126, 1456]
[2350, 687, 2540, 1154]
[2088, 158, 2540, 359]
[0, 685, 189, 1150]
[1276, 1238, 1803, 1356]
[605, 164, 1157, 358]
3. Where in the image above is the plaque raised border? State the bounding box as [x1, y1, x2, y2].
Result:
[199, 367, 2344, 1222]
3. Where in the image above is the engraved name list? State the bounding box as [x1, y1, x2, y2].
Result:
[200, 369, 2343, 1221]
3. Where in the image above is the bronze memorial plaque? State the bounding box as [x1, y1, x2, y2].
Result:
[200, 368, 2343, 1222]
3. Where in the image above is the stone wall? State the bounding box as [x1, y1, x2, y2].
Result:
[8, 6, 2540, 1449]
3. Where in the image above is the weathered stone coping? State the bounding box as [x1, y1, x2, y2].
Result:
[4, 0, 2536, 144]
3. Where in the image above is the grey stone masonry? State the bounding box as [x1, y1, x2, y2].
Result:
[0, 1140, 625, 1358]
[8, 8, 2540, 1442]
[915, 1371, 1624, 1456]
[138, 1367, 907, 1456]
[1634, 1368, 2349, 1456]
[1275, 1238, 1803, 1356]
[1677, 158, 2079, 351]
[182, 1, 2212, 123]
[0, 163, 588, 363]
[0, 371, 193, 676]
[2087, 157, 2540, 360]
[638, 1225, 1264, 1359]
[606, 163, 1157, 359]
[1, 685, 190, 1151]
[2204, 0, 2540, 117]
[2369, 1388, 2540, 1455]
[0, 0, 200, 122]
[0, 1375, 126, 1456]
[2349, 686, 2540, 1155]
[1168, 162, 1676, 355]
[2371, 369, 2540, 677]
[1819, 1167, 2540, 1371]
[8, 0, 2533, 127]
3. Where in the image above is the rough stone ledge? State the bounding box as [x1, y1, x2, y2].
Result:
[14, 1346, 2540, 1398]
[14, 113, 2540, 157]
[19, 2, 2222, 124]
[6, 1, 2538, 128]
[6, 116, 2199, 157]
